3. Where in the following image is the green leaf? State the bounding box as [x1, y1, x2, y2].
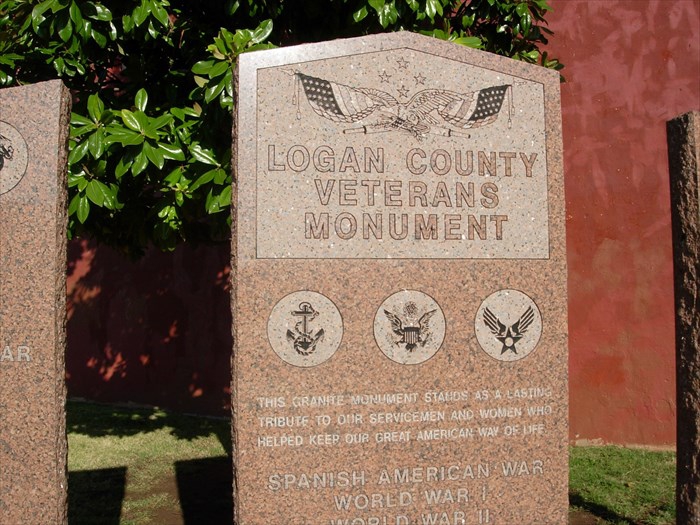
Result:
[190, 144, 218, 166]
[191, 60, 214, 75]
[213, 168, 228, 185]
[135, 88, 148, 111]
[205, 188, 221, 213]
[404, 0, 418, 12]
[453, 36, 482, 48]
[69, 1, 83, 26]
[58, 19, 73, 42]
[87, 93, 104, 122]
[86, 179, 115, 208]
[164, 167, 182, 184]
[68, 193, 80, 215]
[251, 19, 272, 45]
[70, 113, 94, 126]
[159, 143, 185, 161]
[157, 204, 173, 218]
[151, 0, 169, 28]
[353, 6, 368, 22]
[189, 168, 216, 192]
[204, 75, 227, 103]
[208, 60, 229, 78]
[144, 141, 165, 169]
[515, 3, 529, 17]
[77, 195, 90, 223]
[121, 109, 142, 132]
[425, 0, 442, 19]
[131, 150, 148, 175]
[87, 128, 105, 158]
[133, 112, 149, 134]
[83, 1, 112, 21]
[91, 28, 107, 47]
[218, 184, 232, 207]
[115, 155, 131, 179]
[132, 2, 148, 26]
[374, 1, 398, 28]
[106, 127, 144, 146]
[68, 139, 90, 164]
[150, 113, 173, 130]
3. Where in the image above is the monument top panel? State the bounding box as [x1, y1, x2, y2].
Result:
[237, 33, 562, 261]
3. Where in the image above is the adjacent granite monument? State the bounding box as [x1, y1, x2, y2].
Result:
[232, 33, 568, 524]
[0, 80, 71, 524]
[667, 111, 700, 525]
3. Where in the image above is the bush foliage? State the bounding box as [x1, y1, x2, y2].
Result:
[0, 0, 561, 254]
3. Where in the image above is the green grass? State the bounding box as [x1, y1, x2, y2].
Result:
[569, 446, 676, 525]
[67, 401, 231, 524]
[67, 401, 676, 525]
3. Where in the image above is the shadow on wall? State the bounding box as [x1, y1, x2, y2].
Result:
[66, 238, 232, 416]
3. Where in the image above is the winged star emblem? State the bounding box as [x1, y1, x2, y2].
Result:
[289, 71, 512, 140]
[384, 302, 436, 352]
[483, 306, 535, 355]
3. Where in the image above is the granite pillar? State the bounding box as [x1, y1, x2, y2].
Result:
[668, 110, 700, 525]
[0, 80, 71, 525]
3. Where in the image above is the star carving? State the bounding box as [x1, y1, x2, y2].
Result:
[397, 85, 410, 98]
[414, 73, 426, 85]
[396, 57, 409, 69]
[379, 71, 391, 83]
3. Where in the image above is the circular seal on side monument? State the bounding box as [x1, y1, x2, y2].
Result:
[474, 289, 542, 362]
[267, 291, 343, 368]
[0, 121, 28, 196]
[374, 290, 446, 365]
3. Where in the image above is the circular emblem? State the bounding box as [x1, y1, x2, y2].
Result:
[474, 289, 542, 362]
[0, 121, 28, 196]
[374, 290, 446, 365]
[267, 291, 343, 367]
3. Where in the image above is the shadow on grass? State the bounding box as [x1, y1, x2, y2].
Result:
[175, 457, 233, 524]
[569, 493, 637, 524]
[67, 400, 232, 455]
[69, 467, 127, 525]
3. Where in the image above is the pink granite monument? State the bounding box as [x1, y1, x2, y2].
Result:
[232, 33, 568, 524]
[0, 80, 70, 524]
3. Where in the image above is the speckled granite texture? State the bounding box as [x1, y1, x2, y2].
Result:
[232, 33, 568, 524]
[668, 111, 700, 525]
[0, 80, 70, 525]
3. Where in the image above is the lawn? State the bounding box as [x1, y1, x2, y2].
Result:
[67, 401, 676, 525]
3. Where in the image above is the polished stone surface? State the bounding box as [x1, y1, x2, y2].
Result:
[232, 33, 567, 524]
[0, 80, 70, 525]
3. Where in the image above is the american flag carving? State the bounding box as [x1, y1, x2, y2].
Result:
[291, 71, 512, 139]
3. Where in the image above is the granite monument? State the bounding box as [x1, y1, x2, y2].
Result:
[232, 33, 568, 524]
[0, 80, 71, 524]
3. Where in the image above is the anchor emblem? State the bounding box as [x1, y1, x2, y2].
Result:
[286, 302, 325, 356]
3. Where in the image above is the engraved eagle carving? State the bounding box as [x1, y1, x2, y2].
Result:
[384, 302, 436, 352]
[290, 71, 511, 140]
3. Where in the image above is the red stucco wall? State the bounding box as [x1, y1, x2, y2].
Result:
[66, 0, 700, 444]
[547, 0, 699, 445]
